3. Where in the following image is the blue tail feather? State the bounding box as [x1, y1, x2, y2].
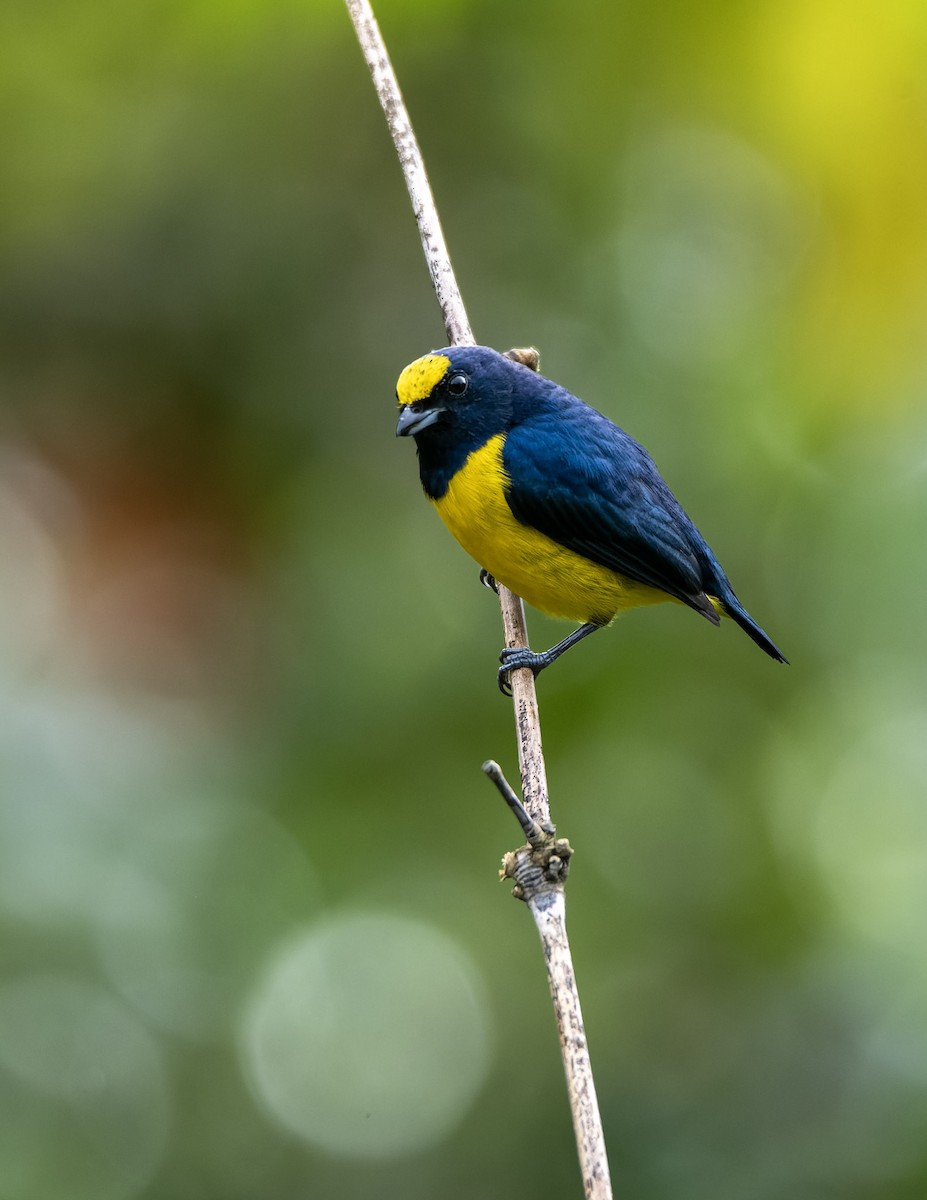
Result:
[720, 595, 788, 664]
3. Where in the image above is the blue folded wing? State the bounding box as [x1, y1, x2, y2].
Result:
[501, 408, 721, 621]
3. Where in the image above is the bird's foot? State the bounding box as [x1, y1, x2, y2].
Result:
[497, 646, 557, 696]
[480, 569, 499, 594]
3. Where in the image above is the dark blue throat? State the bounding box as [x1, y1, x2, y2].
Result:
[414, 422, 499, 501]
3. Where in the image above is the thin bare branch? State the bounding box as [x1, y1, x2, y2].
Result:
[490, 761, 612, 1200]
[345, 4, 612, 1196]
[496, 585, 551, 825]
[531, 892, 612, 1199]
[343, 0, 550, 816]
[343, 0, 473, 347]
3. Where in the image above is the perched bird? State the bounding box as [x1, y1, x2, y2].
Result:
[396, 345, 787, 691]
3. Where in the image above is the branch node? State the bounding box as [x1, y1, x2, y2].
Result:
[484, 760, 573, 902]
[500, 834, 574, 904]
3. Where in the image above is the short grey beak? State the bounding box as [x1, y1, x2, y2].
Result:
[396, 405, 443, 437]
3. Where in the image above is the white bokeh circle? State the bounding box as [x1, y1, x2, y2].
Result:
[240, 911, 492, 1158]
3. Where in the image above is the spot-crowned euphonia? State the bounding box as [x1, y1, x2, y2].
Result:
[396, 345, 787, 692]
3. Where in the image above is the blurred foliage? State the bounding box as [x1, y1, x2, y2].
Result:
[1, 0, 927, 1197]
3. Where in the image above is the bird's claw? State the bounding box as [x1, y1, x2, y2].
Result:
[480, 570, 499, 594]
[497, 646, 550, 696]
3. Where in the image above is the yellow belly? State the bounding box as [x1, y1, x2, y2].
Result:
[432, 434, 669, 624]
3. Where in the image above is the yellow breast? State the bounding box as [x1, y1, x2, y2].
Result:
[432, 434, 669, 624]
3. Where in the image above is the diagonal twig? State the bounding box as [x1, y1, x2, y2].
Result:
[344, 3, 612, 1196]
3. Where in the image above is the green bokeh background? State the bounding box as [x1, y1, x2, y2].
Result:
[2, 1, 926, 1196]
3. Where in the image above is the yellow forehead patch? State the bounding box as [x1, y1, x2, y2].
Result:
[396, 354, 450, 407]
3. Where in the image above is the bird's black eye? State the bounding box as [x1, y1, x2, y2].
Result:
[446, 373, 469, 397]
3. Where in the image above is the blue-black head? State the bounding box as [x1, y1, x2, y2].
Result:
[397, 345, 541, 498]
[395, 345, 550, 445]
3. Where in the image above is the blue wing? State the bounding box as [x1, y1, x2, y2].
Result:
[501, 404, 722, 622]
